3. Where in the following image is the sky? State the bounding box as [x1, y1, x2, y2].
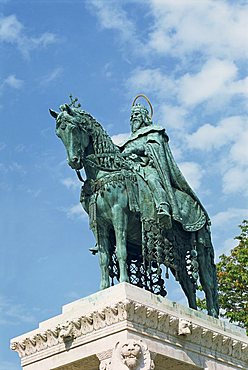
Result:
[0, 0, 247, 368]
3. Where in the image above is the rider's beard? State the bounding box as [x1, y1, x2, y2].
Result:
[131, 119, 143, 132]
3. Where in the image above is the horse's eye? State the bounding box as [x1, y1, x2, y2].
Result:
[60, 123, 66, 130]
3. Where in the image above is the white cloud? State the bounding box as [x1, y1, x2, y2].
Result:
[87, 0, 137, 44]
[168, 143, 183, 162]
[178, 59, 237, 107]
[146, 0, 248, 60]
[211, 207, 248, 256]
[15, 143, 26, 152]
[0, 295, 36, 325]
[187, 116, 248, 196]
[111, 132, 129, 145]
[126, 64, 247, 127]
[0, 14, 58, 57]
[30, 32, 57, 47]
[66, 203, 87, 220]
[126, 68, 175, 100]
[88, 0, 248, 61]
[1, 74, 24, 89]
[103, 62, 113, 79]
[88, 0, 248, 114]
[222, 167, 248, 196]
[178, 161, 204, 190]
[125, 68, 183, 130]
[0, 14, 23, 42]
[221, 237, 237, 255]
[212, 208, 248, 228]
[40, 67, 63, 85]
[125, 63, 248, 199]
[101, 1, 248, 140]
[0, 161, 26, 174]
[158, 104, 188, 129]
[61, 177, 81, 191]
[229, 128, 248, 166]
[186, 116, 246, 151]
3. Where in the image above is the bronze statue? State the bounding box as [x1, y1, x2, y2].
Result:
[50, 95, 219, 317]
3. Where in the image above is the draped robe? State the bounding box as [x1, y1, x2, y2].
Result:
[120, 125, 209, 232]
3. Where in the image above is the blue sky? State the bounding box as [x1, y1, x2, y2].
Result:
[0, 0, 247, 368]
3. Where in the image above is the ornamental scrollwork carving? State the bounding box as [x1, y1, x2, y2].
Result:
[104, 304, 119, 325]
[10, 298, 248, 365]
[146, 307, 158, 329]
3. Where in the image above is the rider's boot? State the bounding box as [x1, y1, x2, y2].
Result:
[89, 244, 99, 255]
[157, 202, 172, 229]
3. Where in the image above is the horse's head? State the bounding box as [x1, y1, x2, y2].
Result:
[50, 104, 90, 170]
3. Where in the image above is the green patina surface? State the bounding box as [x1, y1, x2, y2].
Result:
[50, 95, 219, 318]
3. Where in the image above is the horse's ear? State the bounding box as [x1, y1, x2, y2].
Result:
[65, 104, 74, 115]
[49, 109, 59, 119]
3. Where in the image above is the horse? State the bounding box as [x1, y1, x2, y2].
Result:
[50, 104, 219, 318]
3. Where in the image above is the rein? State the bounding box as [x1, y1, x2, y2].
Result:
[76, 170, 85, 183]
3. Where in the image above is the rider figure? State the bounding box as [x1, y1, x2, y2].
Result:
[121, 103, 172, 229]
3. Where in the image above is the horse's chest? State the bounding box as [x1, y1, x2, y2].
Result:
[96, 183, 128, 212]
[81, 173, 133, 226]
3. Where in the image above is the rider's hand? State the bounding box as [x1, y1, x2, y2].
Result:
[129, 153, 138, 160]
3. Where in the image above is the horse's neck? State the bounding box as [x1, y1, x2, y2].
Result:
[83, 117, 118, 180]
[89, 119, 118, 155]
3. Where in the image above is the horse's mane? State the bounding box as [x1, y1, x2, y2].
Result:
[78, 110, 119, 154]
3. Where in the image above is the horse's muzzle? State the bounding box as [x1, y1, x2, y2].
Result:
[68, 156, 82, 170]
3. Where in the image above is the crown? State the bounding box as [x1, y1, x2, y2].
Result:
[131, 103, 149, 115]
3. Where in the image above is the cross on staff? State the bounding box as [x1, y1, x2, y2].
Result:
[69, 94, 81, 108]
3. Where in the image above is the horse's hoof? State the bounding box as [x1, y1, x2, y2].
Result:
[119, 277, 130, 284]
[208, 308, 219, 318]
[100, 283, 110, 290]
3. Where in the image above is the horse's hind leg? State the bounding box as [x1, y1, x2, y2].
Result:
[112, 206, 129, 284]
[97, 226, 111, 290]
[197, 229, 219, 317]
[169, 229, 197, 310]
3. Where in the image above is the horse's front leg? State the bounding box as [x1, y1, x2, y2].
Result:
[95, 226, 111, 290]
[112, 206, 129, 283]
[174, 267, 197, 310]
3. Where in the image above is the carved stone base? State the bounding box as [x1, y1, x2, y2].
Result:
[11, 283, 248, 370]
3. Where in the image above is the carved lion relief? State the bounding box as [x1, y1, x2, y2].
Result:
[110, 339, 154, 370]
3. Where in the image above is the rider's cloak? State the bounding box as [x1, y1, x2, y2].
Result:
[120, 125, 209, 232]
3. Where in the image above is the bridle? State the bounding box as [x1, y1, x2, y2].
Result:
[75, 169, 85, 183]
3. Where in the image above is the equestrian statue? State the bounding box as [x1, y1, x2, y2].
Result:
[50, 94, 219, 317]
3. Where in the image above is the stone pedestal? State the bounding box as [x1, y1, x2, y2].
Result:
[11, 283, 248, 370]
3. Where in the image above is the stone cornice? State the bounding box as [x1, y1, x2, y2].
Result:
[11, 298, 248, 364]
